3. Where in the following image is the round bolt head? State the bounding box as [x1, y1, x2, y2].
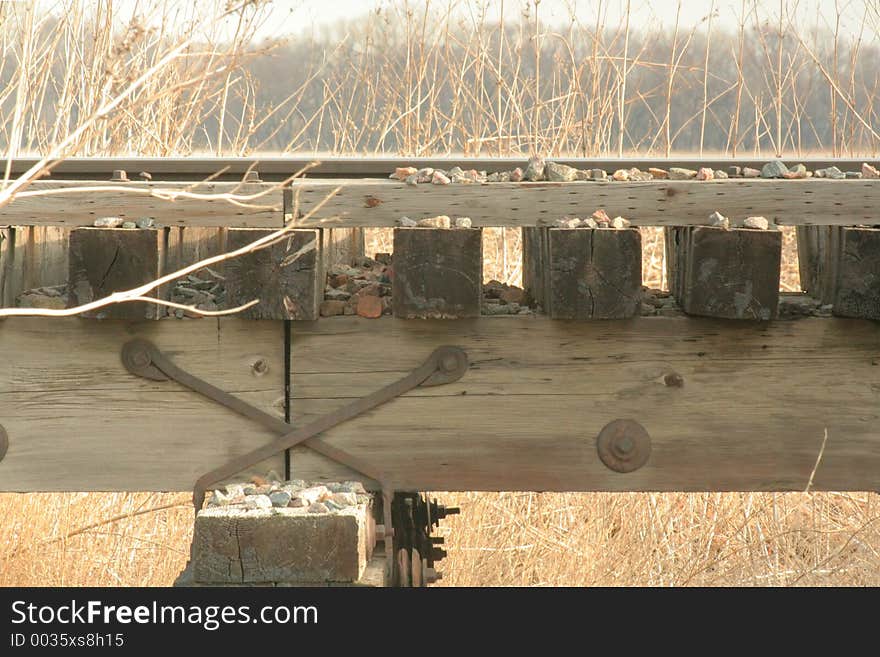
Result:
[120, 339, 168, 381]
[596, 419, 651, 473]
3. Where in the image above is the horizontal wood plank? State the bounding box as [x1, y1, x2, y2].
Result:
[0, 318, 285, 491]
[289, 316, 880, 492]
[1, 181, 281, 228]
[288, 179, 880, 228]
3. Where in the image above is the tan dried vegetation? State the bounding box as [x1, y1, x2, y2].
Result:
[1, 0, 879, 586]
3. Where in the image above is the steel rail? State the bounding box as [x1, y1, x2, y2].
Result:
[6, 156, 876, 181]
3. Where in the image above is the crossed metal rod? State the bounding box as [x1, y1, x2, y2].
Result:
[121, 338, 469, 585]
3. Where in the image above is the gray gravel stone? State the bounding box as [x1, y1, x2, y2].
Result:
[397, 216, 418, 227]
[524, 156, 546, 181]
[135, 217, 155, 228]
[743, 216, 770, 230]
[308, 502, 330, 514]
[546, 161, 578, 182]
[709, 211, 729, 229]
[269, 491, 292, 507]
[668, 167, 697, 180]
[761, 160, 788, 178]
[93, 216, 125, 227]
[243, 495, 273, 510]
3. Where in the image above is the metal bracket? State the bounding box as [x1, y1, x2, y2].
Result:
[121, 339, 469, 585]
[121, 339, 468, 507]
[0, 424, 8, 463]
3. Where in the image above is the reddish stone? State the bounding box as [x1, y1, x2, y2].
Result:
[357, 295, 383, 319]
[328, 273, 350, 288]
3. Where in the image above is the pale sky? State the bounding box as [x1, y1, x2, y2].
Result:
[263, 0, 871, 39]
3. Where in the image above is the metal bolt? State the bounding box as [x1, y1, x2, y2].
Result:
[251, 358, 269, 376]
[131, 350, 151, 368]
[616, 435, 634, 454]
[111, 169, 128, 182]
[441, 354, 459, 373]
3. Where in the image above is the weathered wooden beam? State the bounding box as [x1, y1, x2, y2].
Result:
[289, 316, 880, 492]
[2, 315, 878, 492]
[68, 227, 166, 320]
[224, 228, 320, 320]
[286, 179, 880, 228]
[667, 226, 782, 320]
[547, 228, 641, 319]
[0, 318, 286, 491]
[1, 181, 281, 227]
[5, 178, 879, 229]
[392, 228, 482, 319]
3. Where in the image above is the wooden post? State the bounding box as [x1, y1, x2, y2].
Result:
[667, 226, 781, 320]
[68, 227, 165, 320]
[1, 227, 68, 307]
[547, 228, 642, 319]
[522, 227, 550, 310]
[224, 228, 320, 320]
[392, 228, 482, 319]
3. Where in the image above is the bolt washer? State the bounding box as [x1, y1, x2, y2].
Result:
[596, 419, 651, 473]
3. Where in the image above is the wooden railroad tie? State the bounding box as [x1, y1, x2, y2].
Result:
[547, 227, 642, 319]
[392, 227, 483, 319]
[666, 225, 782, 320]
[224, 228, 321, 321]
[798, 226, 880, 320]
[68, 227, 166, 320]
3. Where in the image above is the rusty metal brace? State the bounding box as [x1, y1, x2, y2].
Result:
[121, 338, 468, 585]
